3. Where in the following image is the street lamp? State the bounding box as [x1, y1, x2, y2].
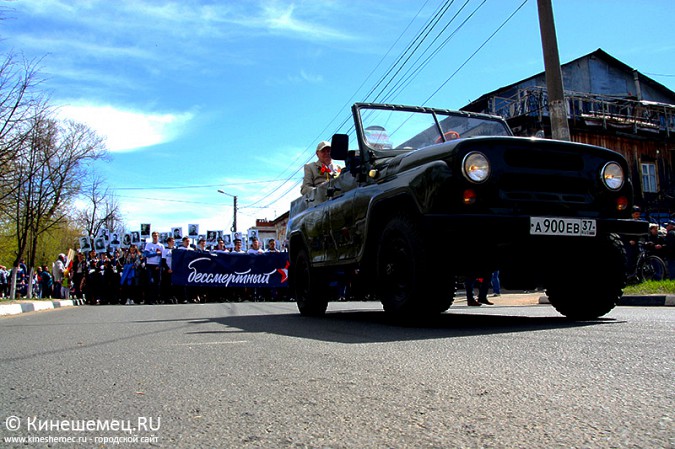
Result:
[217, 190, 238, 233]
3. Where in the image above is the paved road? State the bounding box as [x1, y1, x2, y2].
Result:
[1, 302, 672, 448]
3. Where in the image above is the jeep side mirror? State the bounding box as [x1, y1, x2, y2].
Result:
[346, 150, 360, 176]
[331, 133, 349, 161]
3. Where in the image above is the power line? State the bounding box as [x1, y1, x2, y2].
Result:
[245, 0, 532, 213]
[643, 72, 675, 78]
[337, 0, 434, 110]
[243, 1, 456, 210]
[241, 2, 435, 210]
[423, 0, 530, 105]
[115, 194, 216, 206]
[366, 0, 456, 103]
[113, 179, 283, 191]
[381, 0, 487, 103]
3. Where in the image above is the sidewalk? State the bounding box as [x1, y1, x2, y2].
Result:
[454, 290, 675, 307]
[453, 291, 544, 306]
[1, 292, 672, 317]
[0, 298, 86, 316]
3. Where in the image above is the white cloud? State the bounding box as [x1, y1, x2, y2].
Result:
[19, 0, 353, 44]
[260, 1, 352, 41]
[57, 104, 194, 152]
[296, 70, 323, 83]
[264, 69, 324, 86]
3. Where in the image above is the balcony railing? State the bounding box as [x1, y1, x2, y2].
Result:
[489, 87, 674, 137]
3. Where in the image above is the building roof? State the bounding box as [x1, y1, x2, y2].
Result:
[461, 48, 675, 111]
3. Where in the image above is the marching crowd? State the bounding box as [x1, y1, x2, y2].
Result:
[0, 232, 288, 304]
[3, 204, 674, 305]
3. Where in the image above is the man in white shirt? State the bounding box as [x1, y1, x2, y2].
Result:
[265, 239, 280, 253]
[175, 236, 193, 303]
[144, 231, 165, 304]
[247, 237, 264, 254]
[177, 236, 193, 250]
[231, 238, 245, 253]
[162, 237, 176, 303]
[196, 238, 209, 253]
[214, 239, 228, 253]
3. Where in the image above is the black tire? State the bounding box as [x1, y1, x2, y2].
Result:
[291, 248, 328, 316]
[376, 216, 454, 316]
[639, 255, 667, 281]
[547, 233, 625, 320]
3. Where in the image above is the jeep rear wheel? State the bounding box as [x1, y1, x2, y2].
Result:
[292, 248, 328, 316]
[376, 216, 453, 316]
[546, 234, 625, 320]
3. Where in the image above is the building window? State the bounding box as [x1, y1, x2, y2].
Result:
[641, 162, 657, 193]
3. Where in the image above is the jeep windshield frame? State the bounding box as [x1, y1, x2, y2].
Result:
[353, 103, 512, 159]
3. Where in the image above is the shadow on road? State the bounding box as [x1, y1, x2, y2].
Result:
[0, 304, 620, 364]
[191, 308, 618, 344]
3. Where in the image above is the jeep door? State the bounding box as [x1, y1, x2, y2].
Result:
[324, 174, 359, 263]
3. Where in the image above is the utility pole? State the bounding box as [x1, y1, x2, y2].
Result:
[537, 0, 570, 141]
[232, 195, 238, 233]
[217, 190, 238, 233]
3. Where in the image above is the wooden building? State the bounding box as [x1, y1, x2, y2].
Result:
[461, 48, 675, 219]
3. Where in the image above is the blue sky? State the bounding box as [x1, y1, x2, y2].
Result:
[2, 0, 674, 236]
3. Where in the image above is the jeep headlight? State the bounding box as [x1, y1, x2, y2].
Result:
[601, 161, 624, 190]
[462, 152, 490, 183]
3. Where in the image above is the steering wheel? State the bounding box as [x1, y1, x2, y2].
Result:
[435, 130, 460, 143]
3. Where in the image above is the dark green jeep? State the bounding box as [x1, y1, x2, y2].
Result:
[288, 103, 647, 320]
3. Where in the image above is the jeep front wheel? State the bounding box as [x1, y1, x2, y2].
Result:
[292, 248, 328, 316]
[376, 216, 453, 316]
[546, 234, 625, 320]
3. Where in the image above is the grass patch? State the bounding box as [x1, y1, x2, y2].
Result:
[624, 280, 675, 295]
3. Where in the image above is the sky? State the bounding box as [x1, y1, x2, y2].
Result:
[1, 0, 674, 238]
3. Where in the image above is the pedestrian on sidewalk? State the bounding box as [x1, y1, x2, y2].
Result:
[491, 271, 501, 297]
[52, 254, 66, 299]
[39, 266, 53, 299]
[464, 274, 493, 306]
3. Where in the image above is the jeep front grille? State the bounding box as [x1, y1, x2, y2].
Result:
[504, 148, 584, 171]
[497, 148, 593, 207]
[498, 172, 592, 205]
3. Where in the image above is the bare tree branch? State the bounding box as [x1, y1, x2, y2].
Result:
[9, 112, 108, 273]
[73, 175, 125, 242]
[0, 53, 49, 214]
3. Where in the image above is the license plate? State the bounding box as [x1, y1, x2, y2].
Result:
[530, 217, 596, 237]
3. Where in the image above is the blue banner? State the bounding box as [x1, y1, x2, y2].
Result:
[171, 250, 289, 288]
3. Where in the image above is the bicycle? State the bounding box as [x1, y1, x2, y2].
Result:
[627, 242, 667, 284]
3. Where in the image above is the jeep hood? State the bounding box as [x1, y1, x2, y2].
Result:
[374, 136, 626, 177]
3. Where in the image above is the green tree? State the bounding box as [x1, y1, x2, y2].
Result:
[8, 113, 107, 297]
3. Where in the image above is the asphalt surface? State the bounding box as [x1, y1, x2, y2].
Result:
[0, 299, 673, 448]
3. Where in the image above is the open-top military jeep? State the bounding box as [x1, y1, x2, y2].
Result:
[288, 103, 647, 320]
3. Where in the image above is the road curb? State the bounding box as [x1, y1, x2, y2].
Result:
[0, 298, 86, 316]
[539, 295, 675, 307]
[617, 295, 675, 307]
